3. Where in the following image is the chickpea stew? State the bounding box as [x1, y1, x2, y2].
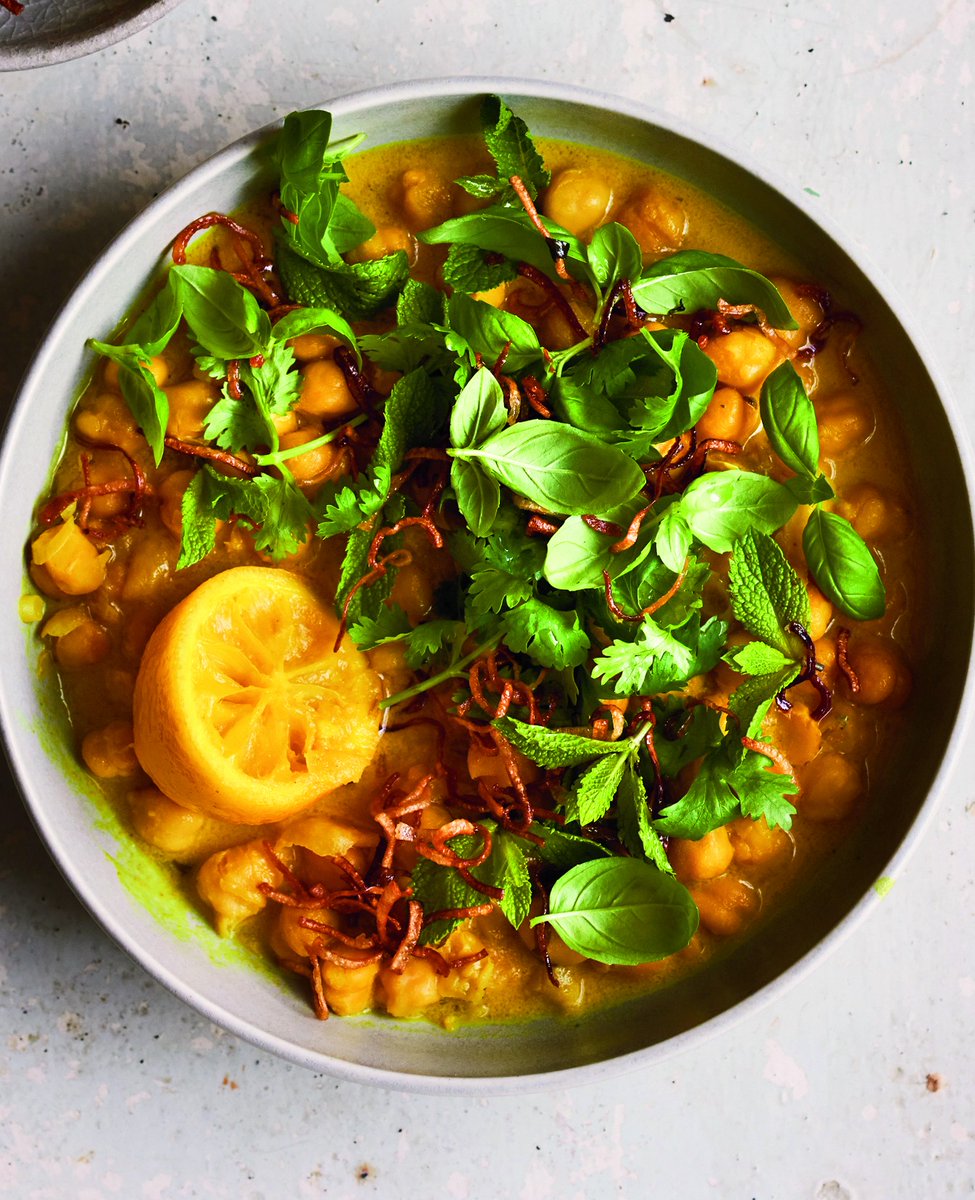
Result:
[25, 96, 921, 1027]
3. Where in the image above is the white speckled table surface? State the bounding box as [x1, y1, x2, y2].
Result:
[1, 2, 973, 1196]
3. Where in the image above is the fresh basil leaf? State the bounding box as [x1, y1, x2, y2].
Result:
[631, 249, 797, 329]
[270, 306, 358, 357]
[89, 345, 169, 465]
[277, 239, 408, 321]
[124, 279, 182, 355]
[170, 265, 270, 360]
[678, 470, 798, 553]
[453, 421, 645, 516]
[494, 716, 629, 769]
[784, 473, 835, 505]
[500, 598, 590, 670]
[419, 206, 585, 283]
[728, 529, 812, 654]
[278, 109, 343, 196]
[587, 222, 643, 290]
[449, 367, 508, 450]
[802, 507, 886, 621]
[550, 374, 626, 433]
[451, 458, 500, 538]
[655, 504, 693, 574]
[625, 329, 718, 442]
[760, 361, 821, 479]
[531, 858, 699, 966]
[481, 93, 550, 199]
[446, 292, 541, 372]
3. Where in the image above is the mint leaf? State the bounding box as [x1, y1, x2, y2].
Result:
[443, 243, 519, 294]
[728, 529, 812, 655]
[724, 641, 796, 676]
[616, 758, 671, 871]
[494, 716, 629, 769]
[571, 752, 631, 825]
[727, 666, 798, 740]
[277, 239, 408, 321]
[480, 93, 550, 199]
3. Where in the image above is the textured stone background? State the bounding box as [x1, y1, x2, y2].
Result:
[0, 1, 973, 1196]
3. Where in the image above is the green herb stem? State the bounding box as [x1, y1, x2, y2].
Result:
[379, 636, 502, 710]
[254, 413, 367, 469]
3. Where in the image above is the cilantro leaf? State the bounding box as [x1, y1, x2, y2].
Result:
[500, 598, 590, 670]
[592, 615, 726, 696]
[731, 750, 798, 829]
[727, 667, 797, 740]
[467, 561, 534, 617]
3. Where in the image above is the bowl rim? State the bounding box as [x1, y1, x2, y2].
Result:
[3, 74, 974, 1094]
[0, 0, 186, 71]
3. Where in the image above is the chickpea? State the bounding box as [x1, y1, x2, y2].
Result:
[347, 224, 417, 265]
[81, 720, 139, 779]
[378, 955, 441, 1017]
[298, 358, 358, 419]
[816, 390, 875, 456]
[669, 826, 734, 882]
[471, 282, 508, 309]
[806, 583, 833, 640]
[156, 469, 196, 538]
[102, 354, 168, 392]
[120, 533, 175, 602]
[728, 816, 792, 867]
[289, 332, 339, 363]
[54, 619, 112, 670]
[539, 304, 587, 351]
[129, 787, 207, 857]
[31, 519, 109, 596]
[769, 278, 825, 352]
[703, 328, 783, 395]
[196, 839, 285, 936]
[277, 427, 345, 489]
[74, 392, 143, 455]
[368, 640, 411, 696]
[616, 185, 687, 255]
[543, 168, 613, 238]
[390, 561, 434, 622]
[797, 751, 862, 821]
[274, 903, 340, 960]
[766, 703, 822, 767]
[399, 167, 454, 229]
[690, 876, 759, 937]
[696, 387, 759, 443]
[845, 636, 912, 707]
[837, 482, 910, 543]
[467, 743, 539, 789]
[321, 955, 381, 1017]
[165, 380, 219, 441]
[82, 452, 136, 520]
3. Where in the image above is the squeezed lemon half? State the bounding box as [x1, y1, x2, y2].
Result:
[133, 566, 381, 824]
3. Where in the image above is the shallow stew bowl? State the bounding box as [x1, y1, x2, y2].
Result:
[1, 78, 971, 1092]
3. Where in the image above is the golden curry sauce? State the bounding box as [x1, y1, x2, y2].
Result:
[26, 128, 920, 1026]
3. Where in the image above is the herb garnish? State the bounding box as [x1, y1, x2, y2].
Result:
[90, 94, 887, 975]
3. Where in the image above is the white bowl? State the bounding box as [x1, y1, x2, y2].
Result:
[0, 0, 185, 70]
[2, 78, 972, 1093]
